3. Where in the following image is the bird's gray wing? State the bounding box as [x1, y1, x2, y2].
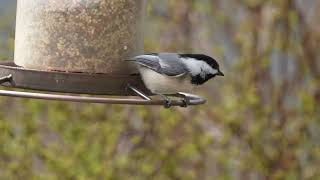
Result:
[132, 53, 189, 76]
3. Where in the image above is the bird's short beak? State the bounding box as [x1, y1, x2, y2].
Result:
[217, 70, 224, 76]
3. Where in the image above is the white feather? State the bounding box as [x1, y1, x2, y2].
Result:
[181, 58, 217, 78]
[138, 67, 195, 94]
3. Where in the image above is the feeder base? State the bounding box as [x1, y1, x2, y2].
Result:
[0, 61, 150, 96]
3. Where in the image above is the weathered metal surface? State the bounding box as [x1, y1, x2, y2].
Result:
[15, 0, 146, 74]
[0, 61, 151, 96]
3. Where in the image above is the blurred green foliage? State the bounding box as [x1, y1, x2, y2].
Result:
[0, 0, 320, 179]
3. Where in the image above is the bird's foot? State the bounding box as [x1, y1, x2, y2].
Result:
[156, 93, 172, 108]
[178, 93, 190, 107]
[181, 97, 190, 107]
[164, 98, 172, 108]
[177, 93, 190, 108]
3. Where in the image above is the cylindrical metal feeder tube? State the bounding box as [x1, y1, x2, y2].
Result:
[15, 0, 146, 74]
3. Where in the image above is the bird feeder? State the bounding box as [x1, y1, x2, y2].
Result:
[0, 0, 206, 107]
[15, 0, 144, 74]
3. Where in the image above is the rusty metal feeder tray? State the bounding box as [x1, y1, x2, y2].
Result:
[0, 61, 206, 107]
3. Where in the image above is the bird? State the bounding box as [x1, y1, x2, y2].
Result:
[127, 53, 224, 107]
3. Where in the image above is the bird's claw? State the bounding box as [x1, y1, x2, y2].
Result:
[180, 97, 190, 108]
[156, 94, 172, 108]
[164, 98, 172, 108]
[177, 92, 190, 108]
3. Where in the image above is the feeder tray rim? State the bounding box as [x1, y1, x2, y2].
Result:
[0, 61, 150, 95]
[0, 61, 137, 77]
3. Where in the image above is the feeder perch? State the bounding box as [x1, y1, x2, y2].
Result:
[0, 0, 206, 107]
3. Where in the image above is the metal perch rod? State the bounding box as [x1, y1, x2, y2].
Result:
[0, 89, 206, 106]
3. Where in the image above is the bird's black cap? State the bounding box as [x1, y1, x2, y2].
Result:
[179, 54, 221, 72]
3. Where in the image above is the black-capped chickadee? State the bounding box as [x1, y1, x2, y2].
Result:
[127, 53, 224, 107]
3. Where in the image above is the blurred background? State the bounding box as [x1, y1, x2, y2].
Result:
[0, 0, 319, 179]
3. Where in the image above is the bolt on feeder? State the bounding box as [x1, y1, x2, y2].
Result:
[0, 0, 206, 107]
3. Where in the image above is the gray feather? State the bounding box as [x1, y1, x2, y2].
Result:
[131, 53, 189, 76]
